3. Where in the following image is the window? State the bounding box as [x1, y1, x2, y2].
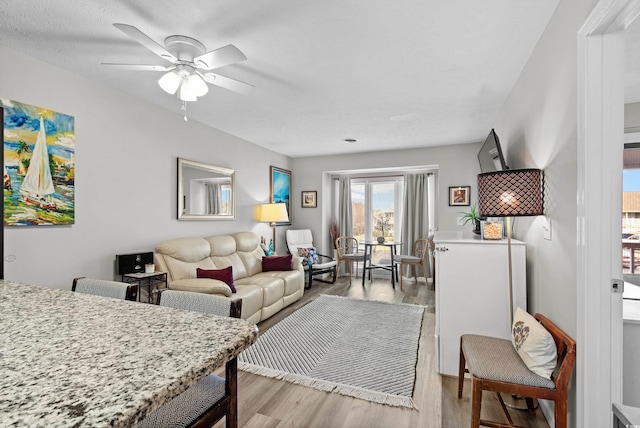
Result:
[351, 177, 404, 265]
[623, 143, 640, 274]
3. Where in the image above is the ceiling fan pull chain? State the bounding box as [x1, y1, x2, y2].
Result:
[182, 100, 188, 122]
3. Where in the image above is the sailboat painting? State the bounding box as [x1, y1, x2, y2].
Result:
[2, 99, 75, 226]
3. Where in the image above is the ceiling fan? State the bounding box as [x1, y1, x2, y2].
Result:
[103, 23, 253, 117]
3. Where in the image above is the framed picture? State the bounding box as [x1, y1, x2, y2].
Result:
[301, 191, 317, 208]
[270, 166, 292, 225]
[2, 99, 76, 226]
[449, 186, 470, 206]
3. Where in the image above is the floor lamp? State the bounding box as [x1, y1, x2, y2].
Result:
[477, 168, 544, 324]
[258, 203, 289, 254]
[477, 168, 543, 410]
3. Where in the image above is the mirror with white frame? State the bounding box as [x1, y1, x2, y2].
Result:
[177, 158, 235, 220]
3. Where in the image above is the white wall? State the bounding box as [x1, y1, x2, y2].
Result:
[291, 142, 482, 254]
[625, 102, 640, 131]
[623, 320, 640, 406]
[0, 43, 292, 289]
[491, 0, 600, 426]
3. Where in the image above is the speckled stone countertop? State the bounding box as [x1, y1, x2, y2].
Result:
[0, 280, 258, 427]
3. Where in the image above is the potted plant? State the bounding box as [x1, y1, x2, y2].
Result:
[459, 204, 483, 234]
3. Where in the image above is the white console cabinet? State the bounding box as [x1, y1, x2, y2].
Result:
[433, 230, 526, 376]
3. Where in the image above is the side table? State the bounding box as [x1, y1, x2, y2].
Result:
[122, 272, 167, 304]
[361, 241, 402, 288]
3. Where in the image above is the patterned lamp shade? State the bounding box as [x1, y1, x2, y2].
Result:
[477, 169, 543, 217]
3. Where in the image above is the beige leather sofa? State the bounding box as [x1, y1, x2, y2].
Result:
[154, 231, 305, 324]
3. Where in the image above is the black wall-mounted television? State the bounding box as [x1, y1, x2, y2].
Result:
[477, 128, 508, 172]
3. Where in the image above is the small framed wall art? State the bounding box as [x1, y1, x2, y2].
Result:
[449, 186, 470, 206]
[301, 191, 317, 208]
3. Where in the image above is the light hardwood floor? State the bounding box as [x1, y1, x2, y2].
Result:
[214, 274, 550, 428]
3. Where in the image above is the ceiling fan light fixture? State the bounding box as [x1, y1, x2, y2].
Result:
[158, 70, 181, 95]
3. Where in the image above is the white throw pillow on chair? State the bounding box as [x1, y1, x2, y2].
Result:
[511, 307, 558, 379]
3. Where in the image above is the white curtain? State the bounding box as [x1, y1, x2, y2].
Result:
[400, 173, 430, 277]
[206, 183, 223, 214]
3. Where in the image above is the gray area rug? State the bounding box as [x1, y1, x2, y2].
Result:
[238, 295, 425, 408]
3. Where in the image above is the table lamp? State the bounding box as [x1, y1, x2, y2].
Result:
[477, 168, 543, 323]
[258, 203, 289, 253]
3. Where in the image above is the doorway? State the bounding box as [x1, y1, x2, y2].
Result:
[578, 0, 640, 425]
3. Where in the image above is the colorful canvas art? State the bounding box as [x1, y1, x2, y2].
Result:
[2, 99, 75, 226]
[270, 166, 291, 225]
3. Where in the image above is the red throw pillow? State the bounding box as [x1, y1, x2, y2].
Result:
[196, 266, 236, 293]
[262, 254, 292, 272]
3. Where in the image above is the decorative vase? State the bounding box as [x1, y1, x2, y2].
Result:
[473, 219, 481, 235]
[377, 236, 385, 244]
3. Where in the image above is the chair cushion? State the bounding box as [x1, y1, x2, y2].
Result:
[196, 266, 236, 293]
[285, 229, 314, 255]
[297, 247, 320, 266]
[512, 307, 558, 379]
[311, 259, 337, 269]
[393, 255, 421, 263]
[135, 374, 226, 428]
[262, 255, 292, 271]
[73, 278, 130, 300]
[341, 253, 366, 262]
[461, 334, 555, 389]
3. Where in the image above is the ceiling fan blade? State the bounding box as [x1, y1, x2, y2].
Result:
[194, 44, 246, 70]
[113, 23, 177, 62]
[202, 72, 254, 94]
[101, 63, 173, 71]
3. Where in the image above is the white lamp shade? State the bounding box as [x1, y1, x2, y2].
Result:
[158, 71, 181, 95]
[178, 77, 198, 102]
[259, 203, 289, 223]
[188, 74, 209, 97]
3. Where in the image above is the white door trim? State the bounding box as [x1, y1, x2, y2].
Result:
[578, 1, 640, 426]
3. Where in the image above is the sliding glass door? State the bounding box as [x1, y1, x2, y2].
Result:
[351, 177, 403, 266]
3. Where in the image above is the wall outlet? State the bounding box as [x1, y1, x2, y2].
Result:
[457, 216, 464, 226]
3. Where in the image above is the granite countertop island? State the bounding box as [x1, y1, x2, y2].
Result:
[0, 280, 258, 427]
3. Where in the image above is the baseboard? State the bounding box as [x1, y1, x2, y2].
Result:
[538, 398, 554, 428]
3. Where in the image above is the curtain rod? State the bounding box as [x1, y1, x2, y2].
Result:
[332, 172, 434, 180]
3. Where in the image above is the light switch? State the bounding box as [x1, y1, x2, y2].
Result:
[542, 216, 551, 240]
[457, 216, 464, 226]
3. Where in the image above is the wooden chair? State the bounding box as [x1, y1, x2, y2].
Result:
[72, 277, 137, 301]
[335, 236, 369, 285]
[457, 313, 576, 428]
[136, 291, 242, 428]
[392, 238, 430, 290]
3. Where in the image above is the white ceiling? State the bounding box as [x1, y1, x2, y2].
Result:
[0, 0, 561, 158]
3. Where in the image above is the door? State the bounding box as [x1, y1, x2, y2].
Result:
[577, 0, 640, 424]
